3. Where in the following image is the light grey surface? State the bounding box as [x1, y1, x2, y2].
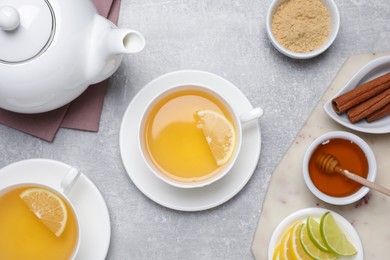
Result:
[1, 0, 389, 259]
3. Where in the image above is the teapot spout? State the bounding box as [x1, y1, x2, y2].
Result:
[107, 29, 145, 54]
[87, 15, 145, 85]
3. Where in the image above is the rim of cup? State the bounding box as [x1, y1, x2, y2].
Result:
[266, 0, 340, 59]
[302, 131, 377, 205]
[138, 84, 243, 189]
[0, 182, 81, 259]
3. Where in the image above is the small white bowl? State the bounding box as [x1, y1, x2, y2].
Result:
[266, 0, 340, 59]
[302, 131, 377, 205]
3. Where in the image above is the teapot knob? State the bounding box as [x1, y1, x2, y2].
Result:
[0, 6, 20, 31]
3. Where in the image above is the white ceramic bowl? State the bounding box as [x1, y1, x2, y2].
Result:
[266, 0, 340, 59]
[302, 131, 377, 205]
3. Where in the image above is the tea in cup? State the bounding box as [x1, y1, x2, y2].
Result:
[0, 169, 81, 260]
[139, 84, 263, 188]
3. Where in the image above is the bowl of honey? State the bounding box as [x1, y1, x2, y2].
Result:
[303, 131, 377, 205]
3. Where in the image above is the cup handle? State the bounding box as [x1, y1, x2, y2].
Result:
[60, 167, 81, 195]
[239, 107, 263, 124]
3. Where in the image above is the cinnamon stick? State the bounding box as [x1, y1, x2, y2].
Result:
[347, 87, 390, 123]
[366, 103, 390, 122]
[332, 72, 390, 114]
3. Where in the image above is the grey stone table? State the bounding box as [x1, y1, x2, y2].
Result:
[1, 0, 389, 259]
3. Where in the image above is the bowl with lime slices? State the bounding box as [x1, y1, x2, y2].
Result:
[268, 208, 363, 260]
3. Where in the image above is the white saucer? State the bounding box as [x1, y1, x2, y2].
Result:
[268, 208, 363, 260]
[324, 55, 390, 134]
[119, 70, 262, 211]
[0, 159, 111, 260]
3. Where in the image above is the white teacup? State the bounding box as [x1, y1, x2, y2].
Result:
[138, 84, 263, 188]
[0, 168, 81, 259]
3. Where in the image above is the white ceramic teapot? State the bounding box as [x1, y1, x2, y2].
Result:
[0, 0, 145, 113]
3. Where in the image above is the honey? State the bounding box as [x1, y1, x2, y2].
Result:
[308, 138, 369, 197]
[143, 88, 236, 182]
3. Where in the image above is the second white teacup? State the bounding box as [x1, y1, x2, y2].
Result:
[0, 168, 81, 259]
[139, 84, 263, 188]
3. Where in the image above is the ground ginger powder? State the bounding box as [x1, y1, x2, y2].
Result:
[271, 0, 330, 53]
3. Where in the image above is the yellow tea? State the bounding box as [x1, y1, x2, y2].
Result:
[0, 185, 79, 260]
[143, 88, 237, 182]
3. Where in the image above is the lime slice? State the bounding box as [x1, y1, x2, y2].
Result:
[320, 212, 357, 256]
[307, 216, 331, 252]
[300, 223, 337, 260]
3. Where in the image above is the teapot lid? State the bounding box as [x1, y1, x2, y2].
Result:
[0, 0, 55, 63]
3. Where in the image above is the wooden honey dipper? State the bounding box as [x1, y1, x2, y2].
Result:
[317, 153, 390, 197]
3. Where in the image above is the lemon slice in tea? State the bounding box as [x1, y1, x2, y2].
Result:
[20, 188, 68, 237]
[320, 212, 357, 256]
[196, 110, 235, 166]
